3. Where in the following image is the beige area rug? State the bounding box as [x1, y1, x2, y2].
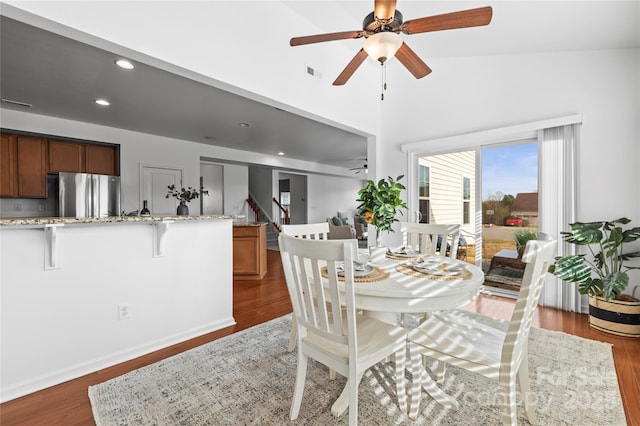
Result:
[89, 314, 626, 425]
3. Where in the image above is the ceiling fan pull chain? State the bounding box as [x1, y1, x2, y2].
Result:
[381, 62, 387, 101]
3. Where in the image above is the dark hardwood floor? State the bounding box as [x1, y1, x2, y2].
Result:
[1, 250, 638, 425]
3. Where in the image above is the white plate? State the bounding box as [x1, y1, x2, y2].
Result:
[388, 247, 421, 257]
[337, 264, 375, 277]
[412, 262, 464, 276]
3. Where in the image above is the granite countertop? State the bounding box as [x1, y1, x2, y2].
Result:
[232, 222, 266, 227]
[0, 214, 246, 227]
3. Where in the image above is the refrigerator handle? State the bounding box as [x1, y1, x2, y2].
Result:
[91, 174, 99, 217]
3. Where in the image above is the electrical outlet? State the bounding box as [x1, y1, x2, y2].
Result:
[118, 303, 131, 320]
[38, 203, 45, 211]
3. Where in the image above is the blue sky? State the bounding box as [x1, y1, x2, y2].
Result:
[482, 142, 538, 200]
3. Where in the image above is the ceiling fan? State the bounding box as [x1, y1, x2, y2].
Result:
[290, 0, 493, 86]
[349, 162, 368, 174]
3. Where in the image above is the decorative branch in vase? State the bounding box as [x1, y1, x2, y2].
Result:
[166, 184, 206, 216]
[356, 175, 407, 248]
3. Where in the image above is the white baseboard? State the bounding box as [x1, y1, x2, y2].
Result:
[1, 317, 236, 403]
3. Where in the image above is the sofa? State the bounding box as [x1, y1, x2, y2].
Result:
[353, 215, 368, 240]
[327, 216, 356, 240]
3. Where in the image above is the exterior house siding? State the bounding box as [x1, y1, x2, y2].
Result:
[419, 151, 475, 240]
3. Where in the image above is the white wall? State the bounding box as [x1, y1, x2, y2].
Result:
[0, 219, 234, 401]
[307, 174, 365, 224]
[378, 48, 640, 248]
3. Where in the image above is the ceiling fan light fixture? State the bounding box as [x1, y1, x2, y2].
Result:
[363, 32, 402, 63]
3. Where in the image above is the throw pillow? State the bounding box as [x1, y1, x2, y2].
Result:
[337, 211, 349, 225]
[331, 216, 343, 226]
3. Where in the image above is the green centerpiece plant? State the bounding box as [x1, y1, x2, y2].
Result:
[356, 175, 407, 247]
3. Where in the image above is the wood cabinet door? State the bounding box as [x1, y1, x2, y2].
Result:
[232, 225, 267, 279]
[233, 235, 260, 274]
[48, 140, 85, 173]
[85, 144, 118, 175]
[17, 136, 47, 198]
[1, 133, 17, 197]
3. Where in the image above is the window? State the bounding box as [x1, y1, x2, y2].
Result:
[418, 165, 430, 223]
[419, 165, 430, 197]
[462, 176, 471, 224]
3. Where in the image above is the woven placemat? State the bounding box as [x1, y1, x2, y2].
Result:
[395, 263, 472, 281]
[321, 266, 390, 283]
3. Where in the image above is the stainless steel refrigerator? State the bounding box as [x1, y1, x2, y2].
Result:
[59, 172, 121, 217]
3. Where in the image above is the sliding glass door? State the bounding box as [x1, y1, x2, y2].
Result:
[415, 141, 538, 297]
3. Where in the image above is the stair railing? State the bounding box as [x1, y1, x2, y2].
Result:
[247, 194, 281, 234]
[246, 195, 262, 223]
[272, 197, 290, 232]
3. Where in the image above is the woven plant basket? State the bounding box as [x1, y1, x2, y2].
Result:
[588, 294, 640, 338]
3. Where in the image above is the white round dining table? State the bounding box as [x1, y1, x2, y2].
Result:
[329, 252, 485, 416]
[351, 253, 484, 323]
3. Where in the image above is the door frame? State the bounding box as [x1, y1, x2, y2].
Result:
[139, 163, 184, 214]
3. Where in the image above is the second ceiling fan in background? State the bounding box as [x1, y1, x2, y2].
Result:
[290, 0, 493, 88]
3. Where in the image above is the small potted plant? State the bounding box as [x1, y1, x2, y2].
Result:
[356, 175, 407, 248]
[549, 217, 640, 337]
[514, 229, 538, 258]
[166, 184, 202, 215]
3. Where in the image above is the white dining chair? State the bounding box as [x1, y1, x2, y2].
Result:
[281, 222, 330, 240]
[407, 237, 557, 424]
[400, 222, 462, 259]
[279, 233, 408, 425]
[281, 222, 331, 353]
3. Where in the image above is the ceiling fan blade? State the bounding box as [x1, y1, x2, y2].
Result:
[401, 6, 493, 35]
[395, 42, 432, 79]
[290, 30, 364, 46]
[374, 0, 397, 21]
[333, 49, 369, 86]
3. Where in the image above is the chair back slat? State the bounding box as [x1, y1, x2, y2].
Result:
[281, 222, 330, 240]
[401, 222, 462, 259]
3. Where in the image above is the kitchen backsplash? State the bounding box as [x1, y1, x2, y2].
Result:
[0, 176, 59, 218]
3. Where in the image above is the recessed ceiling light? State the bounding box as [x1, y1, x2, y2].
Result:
[204, 136, 217, 141]
[239, 122, 251, 127]
[115, 59, 134, 70]
[94, 98, 110, 106]
[278, 152, 285, 156]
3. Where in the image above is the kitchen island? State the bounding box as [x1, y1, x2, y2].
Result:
[0, 214, 243, 402]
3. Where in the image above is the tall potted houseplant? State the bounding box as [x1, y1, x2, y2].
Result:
[549, 217, 640, 337]
[356, 175, 407, 248]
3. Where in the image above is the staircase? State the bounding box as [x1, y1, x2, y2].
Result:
[246, 194, 281, 250]
[264, 220, 280, 250]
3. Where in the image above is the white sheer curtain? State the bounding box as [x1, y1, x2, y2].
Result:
[538, 123, 587, 313]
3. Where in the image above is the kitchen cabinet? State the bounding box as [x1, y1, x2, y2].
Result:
[17, 136, 48, 198]
[233, 223, 267, 280]
[1, 133, 18, 197]
[85, 144, 118, 175]
[48, 140, 85, 173]
[49, 140, 118, 175]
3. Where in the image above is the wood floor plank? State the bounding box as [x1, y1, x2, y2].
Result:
[0, 249, 637, 425]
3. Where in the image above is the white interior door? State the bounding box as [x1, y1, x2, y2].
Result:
[141, 165, 183, 215]
[200, 163, 223, 214]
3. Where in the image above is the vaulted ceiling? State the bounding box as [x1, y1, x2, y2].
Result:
[1, 1, 638, 171]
